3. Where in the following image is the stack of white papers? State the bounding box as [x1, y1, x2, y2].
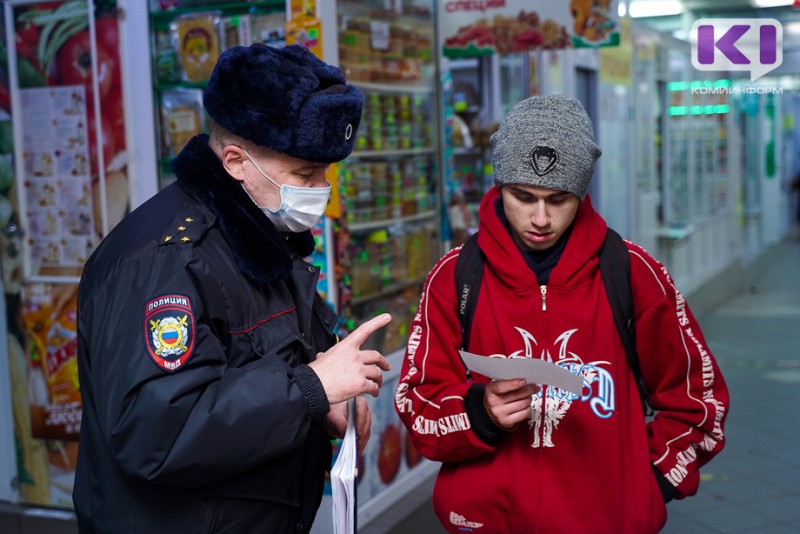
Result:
[331, 398, 357, 534]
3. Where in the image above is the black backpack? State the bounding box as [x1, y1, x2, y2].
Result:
[455, 228, 654, 416]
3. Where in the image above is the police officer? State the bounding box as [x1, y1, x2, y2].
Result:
[73, 44, 390, 533]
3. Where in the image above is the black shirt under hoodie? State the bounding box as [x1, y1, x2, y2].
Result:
[496, 196, 572, 285]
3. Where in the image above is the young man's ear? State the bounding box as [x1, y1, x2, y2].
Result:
[220, 145, 247, 181]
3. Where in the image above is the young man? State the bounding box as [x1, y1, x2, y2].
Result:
[73, 44, 391, 533]
[395, 95, 729, 533]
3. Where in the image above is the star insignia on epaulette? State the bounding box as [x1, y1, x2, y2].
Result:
[160, 210, 206, 247]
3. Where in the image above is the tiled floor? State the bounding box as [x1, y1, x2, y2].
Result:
[386, 238, 800, 534]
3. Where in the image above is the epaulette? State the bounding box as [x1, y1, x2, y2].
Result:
[159, 205, 213, 247]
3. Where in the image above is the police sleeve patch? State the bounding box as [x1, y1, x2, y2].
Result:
[144, 294, 196, 372]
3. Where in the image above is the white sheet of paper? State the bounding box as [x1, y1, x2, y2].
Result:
[459, 351, 584, 395]
[330, 398, 357, 534]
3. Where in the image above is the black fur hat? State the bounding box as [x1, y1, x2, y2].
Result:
[203, 44, 364, 163]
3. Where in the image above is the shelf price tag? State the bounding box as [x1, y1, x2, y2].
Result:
[324, 163, 341, 219]
[370, 21, 390, 51]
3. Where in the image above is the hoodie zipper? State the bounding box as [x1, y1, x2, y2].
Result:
[536, 285, 548, 451]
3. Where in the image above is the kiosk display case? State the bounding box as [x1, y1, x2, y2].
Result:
[334, 1, 441, 359]
[148, 0, 286, 189]
[332, 1, 444, 528]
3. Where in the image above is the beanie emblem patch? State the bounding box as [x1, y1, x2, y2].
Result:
[529, 146, 558, 176]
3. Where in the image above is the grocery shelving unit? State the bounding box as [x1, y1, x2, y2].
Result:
[148, 0, 285, 188]
[331, 2, 444, 530]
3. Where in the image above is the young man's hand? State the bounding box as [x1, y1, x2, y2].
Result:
[484, 379, 540, 430]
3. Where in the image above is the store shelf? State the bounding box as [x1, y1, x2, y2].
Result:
[154, 81, 208, 91]
[337, 1, 432, 21]
[452, 147, 482, 156]
[353, 81, 435, 95]
[332, 4, 441, 522]
[348, 210, 438, 233]
[148, 0, 288, 184]
[149, 0, 283, 29]
[350, 275, 428, 306]
[350, 147, 436, 159]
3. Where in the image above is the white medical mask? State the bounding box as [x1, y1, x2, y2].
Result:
[241, 149, 331, 233]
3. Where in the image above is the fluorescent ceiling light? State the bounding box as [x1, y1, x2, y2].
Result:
[751, 0, 793, 7]
[785, 21, 800, 35]
[629, 0, 684, 18]
[618, 2, 627, 17]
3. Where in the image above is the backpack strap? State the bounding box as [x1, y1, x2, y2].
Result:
[454, 232, 484, 353]
[599, 228, 654, 416]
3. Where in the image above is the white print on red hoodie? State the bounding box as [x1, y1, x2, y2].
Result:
[505, 327, 615, 448]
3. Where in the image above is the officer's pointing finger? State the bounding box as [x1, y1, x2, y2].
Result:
[342, 313, 392, 348]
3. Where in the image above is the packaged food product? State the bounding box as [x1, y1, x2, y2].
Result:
[170, 11, 221, 82]
[9, 333, 51, 503]
[160, 88, 205, 157]
[251, 12, 286, 46]
[154, 30, 179, 84]
[152, 0, 180, 9]
[22, 283, 82, 442]
[221, 14, 252, 49]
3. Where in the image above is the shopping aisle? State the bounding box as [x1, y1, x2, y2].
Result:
[661, 237, 800, 533]
[387, 238, 800, 534]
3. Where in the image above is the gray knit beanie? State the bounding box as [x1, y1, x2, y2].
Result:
[491, 95, 601, 199]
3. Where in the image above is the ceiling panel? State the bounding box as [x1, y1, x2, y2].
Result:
[631, 0, 800, 48]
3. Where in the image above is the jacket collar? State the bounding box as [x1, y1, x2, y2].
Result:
[170, 134, 315, 285]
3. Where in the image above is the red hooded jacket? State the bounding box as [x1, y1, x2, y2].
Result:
[395, 187, 728, 533]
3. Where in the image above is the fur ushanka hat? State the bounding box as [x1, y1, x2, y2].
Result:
[204, 44, 364, 163]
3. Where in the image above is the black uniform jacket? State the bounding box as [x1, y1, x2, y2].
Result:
[73, 135, 337, 533]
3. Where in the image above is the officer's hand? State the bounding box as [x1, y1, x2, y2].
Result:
[309, 313, 392, 404]
[484, 379, 540, 430]
[326, 402, 348, 438]
[324, 397, 371, 456]
[355, 396, 371, 456]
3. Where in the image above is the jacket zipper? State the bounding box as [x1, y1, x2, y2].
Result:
[540, 285, 547, 311]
